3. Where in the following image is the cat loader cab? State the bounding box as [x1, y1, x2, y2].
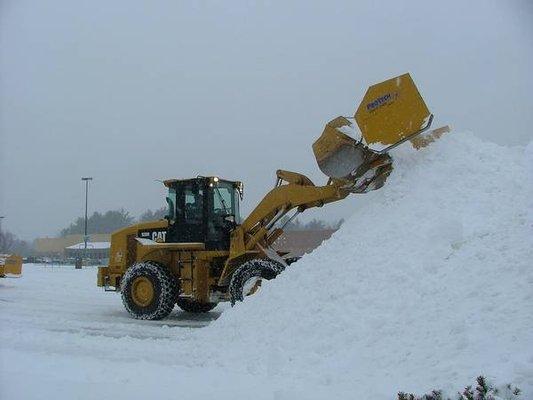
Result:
[163, 176, 243, 250]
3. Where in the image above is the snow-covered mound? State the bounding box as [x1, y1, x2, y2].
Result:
[204, 132, 533, 398]
[1, 133, 531, 400]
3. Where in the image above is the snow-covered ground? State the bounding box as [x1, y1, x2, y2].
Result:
[1, 132, 532, 400]
[0, 266, 268, 399]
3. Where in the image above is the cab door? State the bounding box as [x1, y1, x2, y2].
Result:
[172, 181, 207, 243]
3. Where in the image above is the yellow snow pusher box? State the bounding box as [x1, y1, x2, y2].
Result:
[0, 254, 23, 277]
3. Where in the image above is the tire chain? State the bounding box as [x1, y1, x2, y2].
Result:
[120, 261, 177, 320]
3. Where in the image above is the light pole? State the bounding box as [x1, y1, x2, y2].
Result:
[81, 177, 93, 267]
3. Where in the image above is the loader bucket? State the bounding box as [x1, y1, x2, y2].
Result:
[312, 117, 393, 192]
[312, 116, 366, 180]
[313, 73, 433, 192]
[0, 254, 23, 277]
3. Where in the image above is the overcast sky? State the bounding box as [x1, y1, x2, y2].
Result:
[1, 0, 532, 240]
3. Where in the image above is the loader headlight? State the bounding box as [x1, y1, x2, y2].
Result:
[213, 176, 219, 182]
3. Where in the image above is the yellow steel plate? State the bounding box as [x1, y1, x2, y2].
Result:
[355, 73, 431, 147]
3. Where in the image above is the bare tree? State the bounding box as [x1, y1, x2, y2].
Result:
[0, 231, 15, 253]
[138, 207, 167, 222]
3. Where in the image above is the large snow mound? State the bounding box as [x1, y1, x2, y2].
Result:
[1, 133, 531, 400]
[203, 132, 533, 397]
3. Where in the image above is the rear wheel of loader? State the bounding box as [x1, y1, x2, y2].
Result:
[120, 261, 177, 320]
[229, 259, 285, 305]
[176, 298, 218, 313]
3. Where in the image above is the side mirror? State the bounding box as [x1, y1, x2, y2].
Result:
[235, 181, 244, 200]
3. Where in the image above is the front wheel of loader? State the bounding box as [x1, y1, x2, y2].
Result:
[176, 298, 218, 313]
[120, 261, 177, 320]
[229, 259, 285, 305]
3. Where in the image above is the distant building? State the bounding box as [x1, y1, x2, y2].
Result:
[65, 241, 110, 262]
[34, 234, 111, 257]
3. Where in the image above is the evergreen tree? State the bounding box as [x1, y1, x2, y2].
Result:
[60, 209, 134, 236]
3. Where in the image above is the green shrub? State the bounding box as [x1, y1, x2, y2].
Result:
[397, 376, 521, 400]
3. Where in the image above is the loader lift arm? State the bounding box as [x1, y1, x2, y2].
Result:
[219, 170, 356, 283]
[241, 170, 348, 233]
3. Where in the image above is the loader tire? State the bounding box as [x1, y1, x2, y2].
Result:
[229, 259, 285, 305]
[120, 261, 177, 320]
[176, 298, 218, 313]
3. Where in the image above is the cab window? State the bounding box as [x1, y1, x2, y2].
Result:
[184, 187, 204, 223]
[166, 188, 177, 221]
[213, 185, 233, 216]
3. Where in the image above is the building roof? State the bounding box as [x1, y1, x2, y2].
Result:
[65, 242, 110, 250]
[35, 234, 111, 254]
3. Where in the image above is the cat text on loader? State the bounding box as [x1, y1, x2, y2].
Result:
[97, 73, 448, 320]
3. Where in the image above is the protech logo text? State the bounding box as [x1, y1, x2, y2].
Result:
[366, 92, 397, 111]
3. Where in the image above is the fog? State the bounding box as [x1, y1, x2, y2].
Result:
[1, 0, 532, 240]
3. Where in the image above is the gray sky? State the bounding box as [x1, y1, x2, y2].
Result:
[1, 0, 532, 240]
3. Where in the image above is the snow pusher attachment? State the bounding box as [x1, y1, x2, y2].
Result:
[313, 73, 434, 193]
[0, 254, 23, 277]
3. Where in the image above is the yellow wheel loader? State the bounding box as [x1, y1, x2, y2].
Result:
[97, 73, 448, 320]
[0, 254, 23, 277]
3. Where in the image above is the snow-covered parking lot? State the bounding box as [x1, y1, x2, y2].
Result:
[0, 265, 290, 400]
[2, 266, 363, 400]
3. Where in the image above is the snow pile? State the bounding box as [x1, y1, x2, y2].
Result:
[204, 132, 533, 398]
[1, 132, 531, 400]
